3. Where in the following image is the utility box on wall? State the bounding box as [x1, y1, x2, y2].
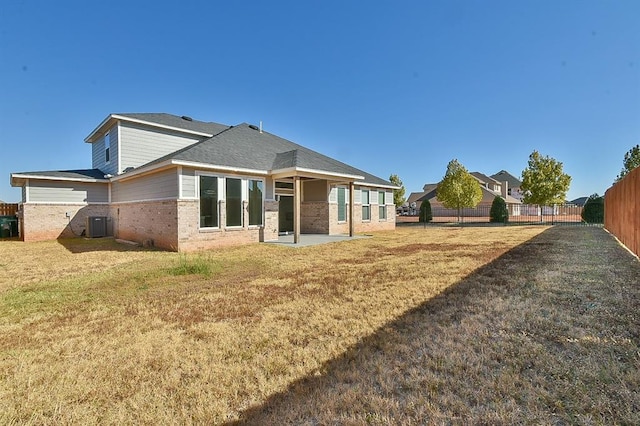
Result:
[86, 216, 111, 238]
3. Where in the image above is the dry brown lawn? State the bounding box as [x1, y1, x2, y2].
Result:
[1, 226, 638, 425]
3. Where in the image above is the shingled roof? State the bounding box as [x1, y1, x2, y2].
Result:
[116, 113, 230, 136]
[140, 123, 393, 187]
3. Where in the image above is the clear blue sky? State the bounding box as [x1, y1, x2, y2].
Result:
[1, 1, 638, 203]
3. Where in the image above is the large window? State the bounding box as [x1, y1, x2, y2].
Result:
[200, 176, 218, 228]
[226, 178, 242, 227]
[337, 187, 346, 222]
[248, 179, 263, 226]
[361, 189, 370, 221]
[378, 191, 386, 220]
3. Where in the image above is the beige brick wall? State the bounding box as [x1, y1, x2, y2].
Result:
[356, 204, 396, 233]
[262, 200, 279, 242]
[328, 203, 350, 234]
[21, 203, 110, 242]
[113, 200, 179, 250]
[328, 201, 395, 235]
[301, 201, 329, 234]
[175, 199, 265, 252]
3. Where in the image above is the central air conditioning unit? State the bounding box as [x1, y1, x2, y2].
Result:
[86, 216, 108, 238]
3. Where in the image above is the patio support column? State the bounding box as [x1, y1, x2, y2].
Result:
[293, 176, 301, 244]
[349, 181, 355, 237]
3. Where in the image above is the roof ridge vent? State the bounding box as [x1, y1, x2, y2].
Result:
[248, 124, 259, 131]
[181, 115, 193, 121]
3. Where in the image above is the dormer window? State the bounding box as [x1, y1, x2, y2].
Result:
[105, 132, 110, 163]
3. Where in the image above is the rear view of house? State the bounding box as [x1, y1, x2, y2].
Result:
[10, 113, 397, 251]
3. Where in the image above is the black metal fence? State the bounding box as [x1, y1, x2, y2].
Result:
[397, 204, 587, 225]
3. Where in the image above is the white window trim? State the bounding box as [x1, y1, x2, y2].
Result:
[378, 190, 387, 221]
[225, 177, 244, 229]
[247, 178, 265, 228]
[361, 189, 371, 222]
[196, 172, 266, 230]
[336, 185, 348, 223]
[197, 172, 222, 230]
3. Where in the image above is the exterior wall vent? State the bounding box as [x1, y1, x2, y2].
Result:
[86, 216, 111, 238]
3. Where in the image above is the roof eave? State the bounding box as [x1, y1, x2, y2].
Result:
[10, 173, 109, 186]
[270, 167, 364, 181]
[85, 114, 214, 143]
[113, 159, 270, 182]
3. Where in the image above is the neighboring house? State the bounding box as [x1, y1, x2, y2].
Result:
[569, 197, 589, 207]
[10, 113, 397, 251]
[414, 172, 522, 217]
[491, 170, 524, 202]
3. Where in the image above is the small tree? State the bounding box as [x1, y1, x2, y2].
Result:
[389, 174, 406, 207]
[581, 193, 604, 224]
[419, 199, 433, 224]
[489, 196, 509, 223]
[521, 150, 571, 221]
[615, 144, 640, 183]
[436, 159, 483, 223]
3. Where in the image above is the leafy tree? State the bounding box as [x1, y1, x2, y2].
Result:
[419, 199, 432, 224]
[489, 196, 509, 223]
[521, 151, 571, 213]
[615, 144, 640, 183]
[389, 174, 406, 207]
[436, 159, 483, 222]
[581, 193, 604, 224]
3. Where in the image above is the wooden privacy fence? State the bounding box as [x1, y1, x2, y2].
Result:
[0, 203, 19, 216]
[605, 167, 640, 258]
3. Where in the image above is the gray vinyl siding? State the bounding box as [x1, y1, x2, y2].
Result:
[27, 181, 109, 203]
[111, 168, 179, 203]
[92, 124, 118, 175]
[119, 122, 202, 172]
[181, 168, 196, 198]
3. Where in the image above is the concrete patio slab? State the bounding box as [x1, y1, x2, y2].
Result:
[265, 234, 370, 248]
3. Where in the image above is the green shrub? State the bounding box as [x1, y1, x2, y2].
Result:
[419, 200, 433, 223]
[581, 194, 604, 223]
[490, 196, 509, 223]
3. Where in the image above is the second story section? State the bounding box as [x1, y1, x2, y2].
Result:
[84, 113, 230, 176]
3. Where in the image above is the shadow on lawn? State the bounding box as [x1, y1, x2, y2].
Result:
[227, 227, 635, 425]
[56, 237, 149, 254]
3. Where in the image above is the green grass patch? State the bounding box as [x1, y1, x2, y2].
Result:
[166, 254, 222, 278]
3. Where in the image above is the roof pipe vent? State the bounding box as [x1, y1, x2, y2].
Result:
[181, 116, 193, 121]
[259, 120, 263, 133]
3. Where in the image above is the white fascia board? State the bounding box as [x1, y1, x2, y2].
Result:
[10, 173, 109, 184]
[111, 115, 213, 138]
[84, 114, 214, 143]
[173, 160, 269, 176]
[84, 115, 115, 143]
[270, 167, 364, 181]
[112, 160, 269, 182]
[357, 182, 401, 190]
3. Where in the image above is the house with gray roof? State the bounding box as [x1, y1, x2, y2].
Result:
[490, 170, 524, 201]
[11, 113, 397, 250]
[412, 172, 522, 218]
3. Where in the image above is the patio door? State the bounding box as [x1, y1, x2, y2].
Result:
[278, 195, 294, 234]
